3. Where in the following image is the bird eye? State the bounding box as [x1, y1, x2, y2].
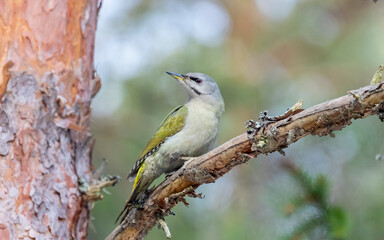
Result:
[190, 77, 202, 83]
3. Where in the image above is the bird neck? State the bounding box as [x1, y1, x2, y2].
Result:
[185, 95, 224, 118]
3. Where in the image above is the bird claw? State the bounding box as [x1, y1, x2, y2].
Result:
[132, 204, 144, 209]
[129, 201, 145, 209]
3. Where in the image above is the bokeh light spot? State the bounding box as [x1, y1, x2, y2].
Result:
[255, 0, 297, 21]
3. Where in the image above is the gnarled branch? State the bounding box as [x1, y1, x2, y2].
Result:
[107, 79, 384, 240]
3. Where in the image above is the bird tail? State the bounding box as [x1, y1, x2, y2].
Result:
[115, 200, 133, 224]
[115, 176, 148, 224]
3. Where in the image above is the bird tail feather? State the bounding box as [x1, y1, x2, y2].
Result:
[115, 177, 146, 224]
[115, 200, 132, 224]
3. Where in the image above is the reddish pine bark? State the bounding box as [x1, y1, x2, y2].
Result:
[0, 0, 100, 239]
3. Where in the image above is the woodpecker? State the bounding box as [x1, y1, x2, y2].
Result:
[116, 72, 224, 222]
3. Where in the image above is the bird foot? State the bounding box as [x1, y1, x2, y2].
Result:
[129, 200, 145, 209]
[131, 203, 144, 209]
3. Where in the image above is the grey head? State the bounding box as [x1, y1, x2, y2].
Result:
[166, 72, 223, 104]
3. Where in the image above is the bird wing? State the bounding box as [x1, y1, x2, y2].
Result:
[127, 105, 188, 181]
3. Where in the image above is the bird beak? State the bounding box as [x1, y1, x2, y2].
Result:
[166, 72, 185, 81]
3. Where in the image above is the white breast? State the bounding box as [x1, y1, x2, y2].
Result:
[159, 98, 222, 158]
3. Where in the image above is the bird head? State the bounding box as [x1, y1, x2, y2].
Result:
[166, 72, 223, 107]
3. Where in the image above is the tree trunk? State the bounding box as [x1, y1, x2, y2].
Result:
[0, 0, 99, 239]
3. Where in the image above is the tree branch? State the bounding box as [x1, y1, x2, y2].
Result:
[106, 79, 384, 240]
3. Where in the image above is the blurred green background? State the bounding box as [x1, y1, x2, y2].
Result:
[89, 0, 384, 239]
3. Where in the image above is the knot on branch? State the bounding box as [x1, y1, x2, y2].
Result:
[246, 99, 304, 154]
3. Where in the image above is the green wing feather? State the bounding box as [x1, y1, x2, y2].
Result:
[127, 105, 188, 181]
